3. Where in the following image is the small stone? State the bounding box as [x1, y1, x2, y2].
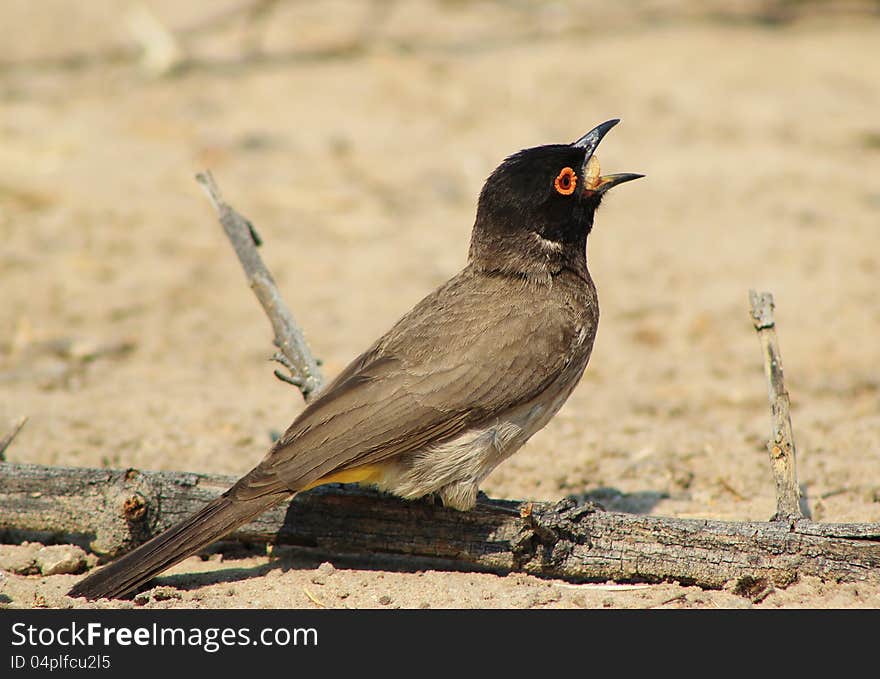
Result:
[36, 545, 87, 576]
[311, 563, 334, 585]
[150, 586, 181, 602]
[0, 544, 41, 575]
[133, 586, 181, 606]
[378, 595, 392, 606]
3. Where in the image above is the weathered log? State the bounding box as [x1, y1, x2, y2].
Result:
[2, 461, 878, 589]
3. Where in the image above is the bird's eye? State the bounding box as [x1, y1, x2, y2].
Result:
[554, 167, 577, 196]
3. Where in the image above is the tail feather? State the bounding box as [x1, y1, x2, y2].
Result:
[68, 492, 287, 600]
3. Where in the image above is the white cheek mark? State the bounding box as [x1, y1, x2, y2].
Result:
[531, 231, 563, 253]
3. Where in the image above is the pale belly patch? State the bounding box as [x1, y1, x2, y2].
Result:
[368, 321, 594, 511]
[369, 401, 554, 511]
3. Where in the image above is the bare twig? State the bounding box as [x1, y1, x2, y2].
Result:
[302, 585, 326, 608]
[195, 170, 323, 401]
[749, 290, 803, 520]
[0, 416, 28, 461]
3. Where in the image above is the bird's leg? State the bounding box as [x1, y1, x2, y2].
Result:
[438, 480, 480, 512]
[417, 493, 440, 507]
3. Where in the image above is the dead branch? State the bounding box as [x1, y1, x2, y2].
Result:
[749, 290, 803, 520]
[1, 461, 878, 589]
[195, 170, 323, 400]
[0, 416, 28, 461]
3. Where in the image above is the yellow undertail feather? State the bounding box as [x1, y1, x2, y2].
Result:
[300, 464, 384, 491]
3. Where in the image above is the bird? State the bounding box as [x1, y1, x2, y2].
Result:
[68, 119, 642, 600]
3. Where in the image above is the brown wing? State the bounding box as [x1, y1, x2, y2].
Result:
[235, 269, 590, 499]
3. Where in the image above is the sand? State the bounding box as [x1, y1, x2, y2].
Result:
[2, 1, 879, 609]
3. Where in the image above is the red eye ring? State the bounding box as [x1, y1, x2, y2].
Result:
[554, 167, 577, 196]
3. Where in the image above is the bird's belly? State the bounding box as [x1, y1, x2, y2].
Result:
[371, 380, 579, 506]
[370, 320, 594, 509]
[380, 418, 526, 496]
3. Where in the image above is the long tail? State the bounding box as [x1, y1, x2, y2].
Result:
[67, 490, 288, 600]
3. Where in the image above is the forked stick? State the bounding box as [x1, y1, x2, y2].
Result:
[195, 170, 324, 401]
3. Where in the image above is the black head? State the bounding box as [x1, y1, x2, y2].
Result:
[469, 119, 642, 279]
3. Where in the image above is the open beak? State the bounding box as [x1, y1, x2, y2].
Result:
[572, 119, 644, 195]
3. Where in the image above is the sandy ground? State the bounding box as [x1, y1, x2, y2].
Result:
[1, 1, 879, 609]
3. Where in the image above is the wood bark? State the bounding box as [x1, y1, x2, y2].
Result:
[2, 461, 878, 589]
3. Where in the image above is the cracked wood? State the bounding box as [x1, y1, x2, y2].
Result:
[2, 461, 878, 589]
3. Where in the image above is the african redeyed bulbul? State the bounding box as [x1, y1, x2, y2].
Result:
[68, 119, 642, 600]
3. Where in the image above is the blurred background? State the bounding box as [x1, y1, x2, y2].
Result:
[2, 1, 879, 527]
